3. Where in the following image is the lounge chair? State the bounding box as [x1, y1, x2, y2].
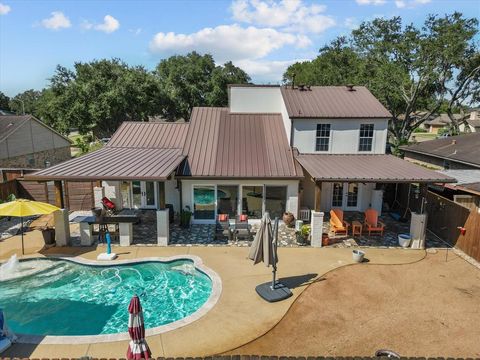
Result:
[329, 209, 350, 236]
[0, 310, 12, 355]
[234, 214, 252, 241]
[215, 214, 232, 241]
[364, 208, 385, 236]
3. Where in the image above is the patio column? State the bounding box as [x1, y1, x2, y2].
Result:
[158, 181, 166, 209]
[314, 182, 322, 212]
[54, 180, 64, 208]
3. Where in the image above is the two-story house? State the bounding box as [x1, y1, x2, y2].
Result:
[27, 84, 453, 223]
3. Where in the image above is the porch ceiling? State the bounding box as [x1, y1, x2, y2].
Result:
[24, 147, 186, 181]
[296, 154, 456, 183]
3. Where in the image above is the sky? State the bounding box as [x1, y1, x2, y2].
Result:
[0, 0, 479, 96]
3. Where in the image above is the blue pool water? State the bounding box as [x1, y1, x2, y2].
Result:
[0, 259, 212, 336]
[194, 188, 227, 205]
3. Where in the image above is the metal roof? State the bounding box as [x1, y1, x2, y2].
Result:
[28, 147, 185, 181]
[296, 154, 456, 183]
[401, 133, 480, 168]
[280, 86, 392, 119]
[179, 107, 302, 178]
[107, 121, 189, 148]
[440, 169, 480, 195]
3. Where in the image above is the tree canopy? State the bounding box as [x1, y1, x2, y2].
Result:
[0, 91, 10, 111]
[284, 12, 480, 153]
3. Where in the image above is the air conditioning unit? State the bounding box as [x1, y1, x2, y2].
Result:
[410, 212, 427, 249]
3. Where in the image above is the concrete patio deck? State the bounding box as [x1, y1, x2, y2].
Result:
[0, 229, 428, 358]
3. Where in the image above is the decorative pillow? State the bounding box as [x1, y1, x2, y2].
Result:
[218, 214, 228, 222]
[239, 214, 248, 222]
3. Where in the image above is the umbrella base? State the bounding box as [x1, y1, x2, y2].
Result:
[255, 281, 292, 302]
[97, 252, 118, 261]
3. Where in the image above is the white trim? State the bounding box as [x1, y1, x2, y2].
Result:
[14, 255, 222, 345]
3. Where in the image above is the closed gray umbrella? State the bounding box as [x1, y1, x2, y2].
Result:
[248, 213, 275, 266]
[248, 213, 291, 302]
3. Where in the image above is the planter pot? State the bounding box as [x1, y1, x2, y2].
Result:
[283, 212, 295, 227]
[296, 233, 308, 245]
[41, 228, 56, 246]
[398, 234, 412, 248]
[352, 249, 365, 263]
[322, 233, 329, 246]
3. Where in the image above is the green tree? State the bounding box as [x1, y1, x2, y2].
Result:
[283, 13, 479, 154]
[0, 91, 10, 111]
[37, 59, 165, 137]
[9, 89, 42, 116]
[155, 52, 250, 120]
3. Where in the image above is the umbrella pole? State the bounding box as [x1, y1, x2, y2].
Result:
[21, 216, 25, 255]
[271, 217, 279, 289]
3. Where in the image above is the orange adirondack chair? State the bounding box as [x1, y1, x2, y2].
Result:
[364, 208, 385, 236]
[330, 209, 350, 236]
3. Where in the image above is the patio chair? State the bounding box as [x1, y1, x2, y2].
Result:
[101, 196, 117, 216]
[364, 208, 385, 236]
[215, 214, 232, 241]
[234, 214, 252, 241]
[329, 209, 350, 236]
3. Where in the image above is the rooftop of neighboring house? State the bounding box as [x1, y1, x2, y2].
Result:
[425, 113, 463, 126]
[401, 132, 480, 168]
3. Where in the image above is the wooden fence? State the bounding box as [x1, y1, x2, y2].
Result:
[425, 191, 480, 262]
[0, 180, 18, 201]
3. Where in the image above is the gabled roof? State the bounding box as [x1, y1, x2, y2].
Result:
[280, 86, 392, 119]
[0, 115, 71, 144]
[296, 154, 455, 183]
[401, 133, 480, 168]
[424, 113, 462, 126]
[179, 107, 302, 178]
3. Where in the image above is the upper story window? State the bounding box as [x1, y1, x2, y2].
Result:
[359, 124, 374, 152]
[315, 124, 331, 151]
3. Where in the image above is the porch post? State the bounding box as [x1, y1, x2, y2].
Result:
[54, 180, 64, 208]
[314, 181, 322, 212]
[158, 181, 166, 209]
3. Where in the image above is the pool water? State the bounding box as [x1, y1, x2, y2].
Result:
[0, 259, 212, 336]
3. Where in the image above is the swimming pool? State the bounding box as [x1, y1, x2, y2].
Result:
[0, 257, 217, 339]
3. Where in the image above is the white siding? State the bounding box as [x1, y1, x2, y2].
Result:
[165, 177, 180, 214]
[181, 179, 299, 224]
[292, 118, 389, 154]
[229, 86, 292, 143]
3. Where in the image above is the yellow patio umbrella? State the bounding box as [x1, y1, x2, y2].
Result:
[0, 199, 60, 255]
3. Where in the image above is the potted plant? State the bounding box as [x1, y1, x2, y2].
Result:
[282, 212, 295, 227]
[180, 206, 192, 228]
[40, 226, 56, 247]
[296, 224, 310, 244]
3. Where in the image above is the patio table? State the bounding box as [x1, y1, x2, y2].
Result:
[352, 220, 362, 236]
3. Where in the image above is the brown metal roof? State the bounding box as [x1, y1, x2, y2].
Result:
[107, 121, 189, 148]
[296, 154, 455, 183]
[27, 147, 185, 181]
[280, 86, 392, 118]
[401, 133, 480, 168]
[179, 107, 301, 178]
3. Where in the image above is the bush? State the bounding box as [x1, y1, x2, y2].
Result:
[413, 127, 427, 133]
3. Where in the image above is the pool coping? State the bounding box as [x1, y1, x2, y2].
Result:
[14, 254, 223, 345]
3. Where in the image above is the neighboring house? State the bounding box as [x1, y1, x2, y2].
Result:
[459, 111, 480, 133]
[423, 114, 462, 134]
[27, 84, 453, 223]
[0, 115, 71, 170]
[401, 133, 480, 210]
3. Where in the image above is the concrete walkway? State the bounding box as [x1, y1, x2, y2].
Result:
[0, 230, 425, 358]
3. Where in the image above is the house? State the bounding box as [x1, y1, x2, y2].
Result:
[401, 133, 480, 210]
[26, 84, 454, 224]
[459, 111, 480, 133]
[422, 114, 462, 134]
[0, 115, 71, 171]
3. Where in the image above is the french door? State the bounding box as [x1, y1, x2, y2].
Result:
[132, 181, 158, 209]
[331, 182, 360, 210]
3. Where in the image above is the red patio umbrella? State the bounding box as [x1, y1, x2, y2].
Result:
[127, 295, 151, 360]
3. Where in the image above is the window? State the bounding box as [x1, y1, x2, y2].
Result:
[359, 124, 374, 151]
[315, 124, 331, 151]
[346, 183, 359, 207]
[265, 186, 287, 219]
[332, 183, 343, 207]
[242, 186, 264, 219]
[217, 185, 238, 218]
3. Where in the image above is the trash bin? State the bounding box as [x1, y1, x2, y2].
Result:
[41, 228, 56, 246]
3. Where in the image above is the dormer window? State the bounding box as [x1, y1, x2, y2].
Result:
[359, 124, 374, 152]
[316, 124, 331, 151]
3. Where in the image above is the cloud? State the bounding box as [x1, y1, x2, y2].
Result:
[395, 0, 431, 8]
[231, 0, 336, 34]
[149, 24, 311, 62]
[355, 0, 386, 5]
[344, 17, 359, 29]
[234, 58, 307, 82]
[82, 15, 120, 33]
[41, 11, 71, 30]
[0, 2, 11, 15]
[129, 28, 142, 36]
